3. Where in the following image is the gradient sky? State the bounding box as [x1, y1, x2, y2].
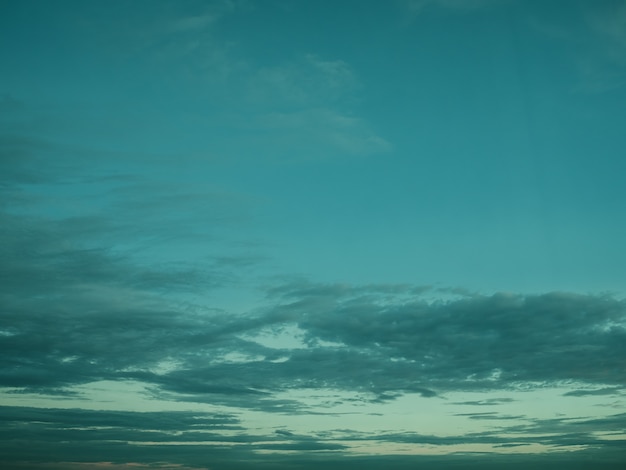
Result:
[1, 0, 626, 469]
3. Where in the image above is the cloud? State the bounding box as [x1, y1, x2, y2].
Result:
[0, 406, 240, 433]
[248, 54, 359, 110]
[2, 406, 625, 470]
[3, 241, 625, 406]
[403, 0, 507, 16]
[236, 54, 391, 159]
[0, 155, 265, 400]
[526, 0, 626, 92]
[401, 0, 626, 93]
[264, 282, 626, 393]
[0, 135, 72, 187]
[3, 3, 625, 469]
[0, 405, 347, 469]
[4, 111, 621, 467]
[1, 90, 623, 467]
[70, 0, 239, 61]
[0, 464, 206, 470]
[254, 108, 392, 158]
[452, 398, 516, 406]
[580, 0, 626, 90]
[563, 387, 624, 397]
[455, 412, 526, 421]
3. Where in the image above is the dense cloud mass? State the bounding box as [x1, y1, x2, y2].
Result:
[2, 232, 625, 400]
[267, 282, 626, 391]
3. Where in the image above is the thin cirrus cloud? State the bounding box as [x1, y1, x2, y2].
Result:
[403, 0, 509, 16]
[70, 4, 389, 161]
[519, 0, 626, 92]
[244, 54, 392, 158]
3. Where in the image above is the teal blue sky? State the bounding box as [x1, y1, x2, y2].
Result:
[3, 0, 626, 294]
[1, 1, 626, 469]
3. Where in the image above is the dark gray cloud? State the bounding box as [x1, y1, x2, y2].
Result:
[3, 229, 626, 402]
[262, 280, 626, 393]
[2, 158, 625, 407]
[1, 406, 625, 470]
[0, 405, 346, 469]
[454, 412, 525, 420]
[0, 405, 240, 433]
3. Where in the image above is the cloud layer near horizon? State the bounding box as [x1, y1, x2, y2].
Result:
[2, 208, 625, 404]
[1, 404, 625, 470]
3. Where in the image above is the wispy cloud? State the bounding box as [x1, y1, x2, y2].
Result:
[255, 108, 392, 158]
[1, 405, 625, 469]
[526, 0, 626, 92]
[403, 0, 508, 16]
[248, 54, 359, 109]
[71, 0, 239, 61]
[239, 54, 391, 159]
[563, 387, 624, 397]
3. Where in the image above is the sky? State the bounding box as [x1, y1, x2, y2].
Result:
[1, 0, 626, 469]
